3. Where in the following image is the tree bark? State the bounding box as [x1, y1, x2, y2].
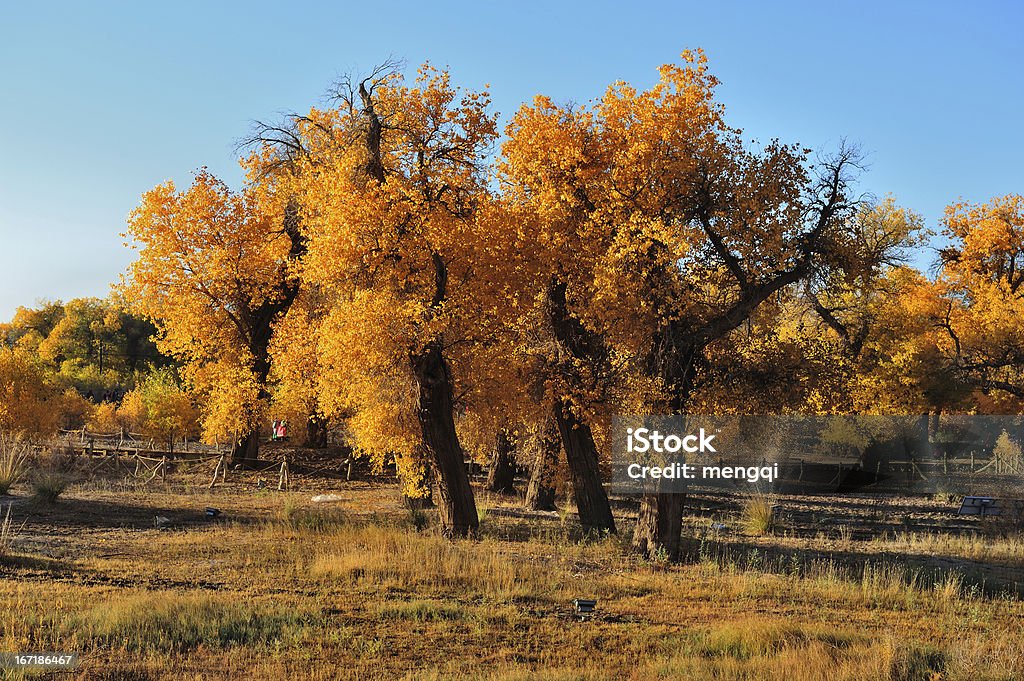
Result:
[526, 419, 560, 511]
[632, 492, 686, 560]
[554, 400, 616, 534]
[232, 430, 260, 466]
[543, 279, 615, 533]
[306, 415, 329, 448]
[412, 341, 478, 537]
[230, 200, 306, 468]
[485, 429, 517, 495]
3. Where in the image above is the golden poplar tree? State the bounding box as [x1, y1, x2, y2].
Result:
[500, 50, 860, 554]
[936, 194, 1024, 408]
[121, 169, 304, 462]
[288, 64, 510, 536]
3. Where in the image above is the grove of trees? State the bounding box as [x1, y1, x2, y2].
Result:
[4, 52, 1022, 553]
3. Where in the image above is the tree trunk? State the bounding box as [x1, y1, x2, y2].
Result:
[412, 342, 478, 537]
[543, 278, 615, 533]
[485, 429, 517, 494]
[554, 400, 615, 534]
[632, 492, 686, 560]
[232, 430, 260, 466]
[526, 419, 560, 511]
[633, 325, 704, 560]
[306, 416, 329, 448]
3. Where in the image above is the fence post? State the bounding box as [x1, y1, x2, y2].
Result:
[209, 455, 223, 489]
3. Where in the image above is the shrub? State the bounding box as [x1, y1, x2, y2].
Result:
[31, 470, 70, 504]
[86, 401, 123, 434]
[30, 450, 73, 504]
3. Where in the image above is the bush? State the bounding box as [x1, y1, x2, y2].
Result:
[30, 450, 73, 504]
[31, 470, 70, 504]
[0, 436, 30, 495]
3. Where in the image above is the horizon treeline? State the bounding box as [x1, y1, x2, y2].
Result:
[2, 51, 1022, 556]
[0, 296, 197, 443]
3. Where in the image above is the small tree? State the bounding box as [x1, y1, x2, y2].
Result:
[0, 347, 63, 437]
[993, 430, 1023, 474]
[119, 369, 200, 446]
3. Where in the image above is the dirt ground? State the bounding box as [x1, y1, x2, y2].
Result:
[2, 446, 1024, 680]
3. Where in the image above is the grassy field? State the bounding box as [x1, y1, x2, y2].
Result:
[2, 458, 1024, 680]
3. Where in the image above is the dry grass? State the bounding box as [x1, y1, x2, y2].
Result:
[79, 592, 312, 652]
[30, 469, 70, 503]
[2, 480, 1024, 679]
[0, 506, 14, 558]
[309, 522, 573, 600]
[741, 495, 776, 536]
[0, 435, 30, 495]
[869, 530, 1024, 565]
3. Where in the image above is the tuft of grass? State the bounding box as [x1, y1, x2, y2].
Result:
[934, 571, 965, 602]
[888, 642, 946, 681]
[29, 448, 75, 504]
[274, 502, 346, 532]
[31, 469, 70, 504]
[0, 506, 14, 558]
[408, 507, 430, 532]
[0, 436, 30, 495]
[741, 495, 775, 536]
[556, 503, 573, 525]
[276, 494, 300, 523]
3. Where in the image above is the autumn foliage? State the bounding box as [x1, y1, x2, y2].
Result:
[2, 52, 1013, 544]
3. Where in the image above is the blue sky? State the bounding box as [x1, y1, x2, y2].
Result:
[1, 0, 1021, 320]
